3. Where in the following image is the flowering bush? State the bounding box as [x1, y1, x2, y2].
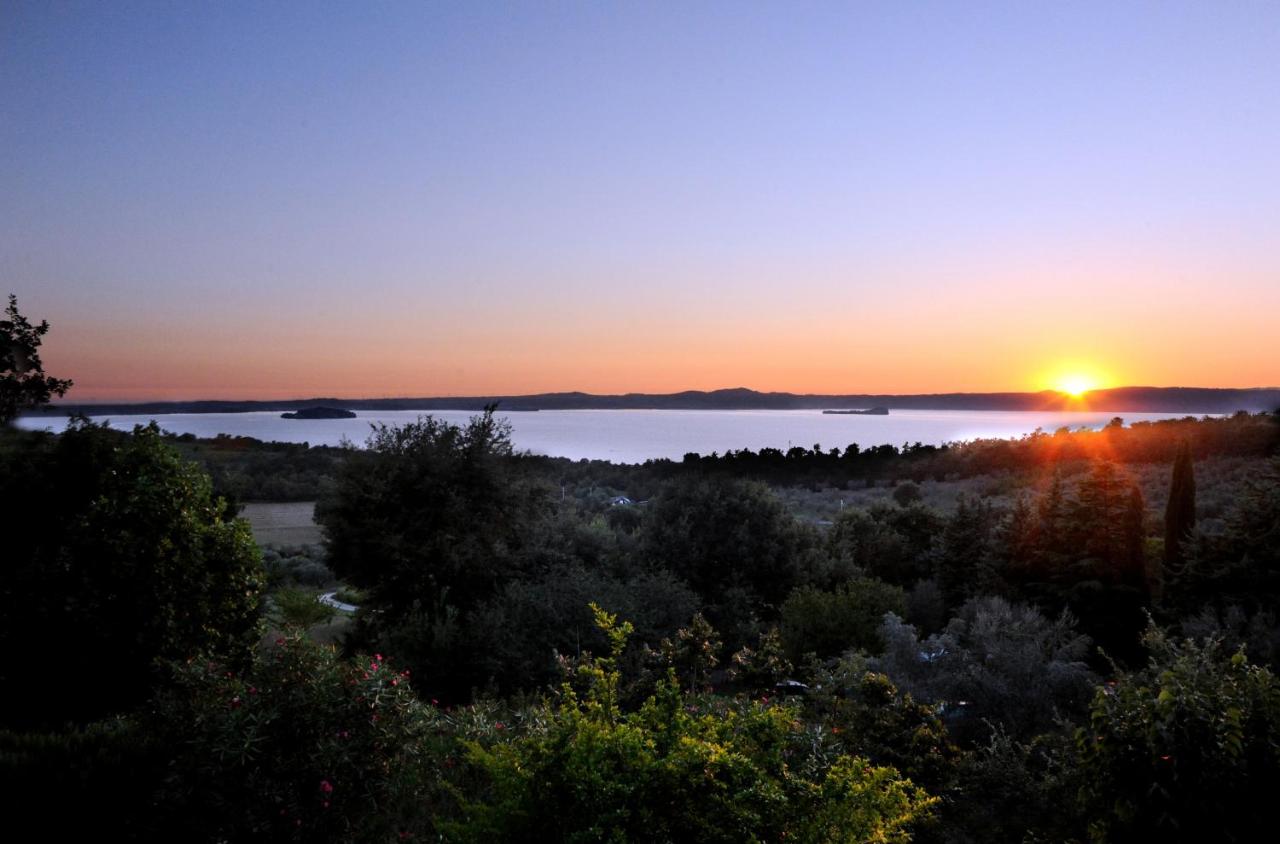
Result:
[150, 634, 437, 842]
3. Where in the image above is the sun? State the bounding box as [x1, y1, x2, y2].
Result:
[1054, 374, 1098, 397]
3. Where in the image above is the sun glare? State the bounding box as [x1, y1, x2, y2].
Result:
[1055, 374, 1097, 397]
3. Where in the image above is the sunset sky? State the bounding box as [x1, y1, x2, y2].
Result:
[3, 2, 1278, 401]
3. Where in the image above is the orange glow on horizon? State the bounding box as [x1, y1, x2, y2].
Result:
[30, 297, 1279, 403]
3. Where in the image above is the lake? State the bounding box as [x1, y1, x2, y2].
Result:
[15, 408, 1207, 464]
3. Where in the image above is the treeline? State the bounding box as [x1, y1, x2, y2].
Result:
[166, 432, 347, 502]
[149, 409, 1280, 506]
[4, 412, 1280, 841]
[668, 411, 1279, 487]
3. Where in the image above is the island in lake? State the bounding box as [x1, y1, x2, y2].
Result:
[823, 407, 889, 415]
[281, 406, 357, 420]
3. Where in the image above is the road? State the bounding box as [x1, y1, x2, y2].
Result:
[318, 591, 358, 613]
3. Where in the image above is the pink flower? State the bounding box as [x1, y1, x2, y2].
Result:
[495, 722, 505, 731]
[320, 780, 334, 794]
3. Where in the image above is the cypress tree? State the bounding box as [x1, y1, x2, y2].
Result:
[1164, 440, 1197, 570]
[1122, 484, 1148, 589]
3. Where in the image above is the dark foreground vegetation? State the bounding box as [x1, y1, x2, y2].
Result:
[4, 403, 1280, 842]
[7, 298, 1280, 843]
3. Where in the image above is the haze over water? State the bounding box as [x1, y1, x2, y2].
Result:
[18, 409, 1208, 464]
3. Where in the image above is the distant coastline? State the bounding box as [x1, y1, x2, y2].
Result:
[26, 386, 1280, 417]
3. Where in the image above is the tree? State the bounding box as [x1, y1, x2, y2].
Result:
[1169, 457, 1280, 616]
[0, 419, 264, 727]
[317, 408, 548, 615]
[1122, 484, 1149, 589]
[1, 294, 73, 424]
[936, 495, 1001, 609]
[315, 408, 553, 699]
[467, 564, 698, 695]
[826, 504, 941, 588]
[1164, 439, 1197, 571]
[639, 474, 812, 615]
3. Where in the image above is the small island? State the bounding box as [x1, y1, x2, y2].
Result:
[280, 406, 357, 420]
[822, 407, 889, 415]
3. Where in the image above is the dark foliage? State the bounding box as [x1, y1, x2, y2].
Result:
[1, 294, 73, 425]
[0, 420, 265, 728]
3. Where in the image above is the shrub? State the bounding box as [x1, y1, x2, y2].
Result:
[451, 606, 937, 842]
[892, 481, 923, 507]
[780, 578, 906, 660]
[1077, 625, 1280, 841]
[150, 634, 438, 842]
[875, 597, 1094, 742]
[272, 587, 337, 629]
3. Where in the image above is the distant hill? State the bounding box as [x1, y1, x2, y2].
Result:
[27, 386, 1280, 417]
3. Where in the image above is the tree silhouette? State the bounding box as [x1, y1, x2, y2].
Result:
[1, 294, 73, 424]
[1164, 440, 1196, 572]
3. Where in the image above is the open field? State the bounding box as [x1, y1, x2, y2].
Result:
[240, 501, 321, 546]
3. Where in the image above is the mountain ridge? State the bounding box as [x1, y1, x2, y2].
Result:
[26, 386, 1280, 416]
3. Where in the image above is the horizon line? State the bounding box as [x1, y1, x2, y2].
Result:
[43, 383, 1280, 407]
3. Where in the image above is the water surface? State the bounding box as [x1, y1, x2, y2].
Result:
[17, 408, 1206, 464]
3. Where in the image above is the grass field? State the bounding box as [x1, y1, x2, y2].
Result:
[241, 501, 322, 546]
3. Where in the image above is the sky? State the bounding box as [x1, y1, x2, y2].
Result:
[3, 1, 1279, 401]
